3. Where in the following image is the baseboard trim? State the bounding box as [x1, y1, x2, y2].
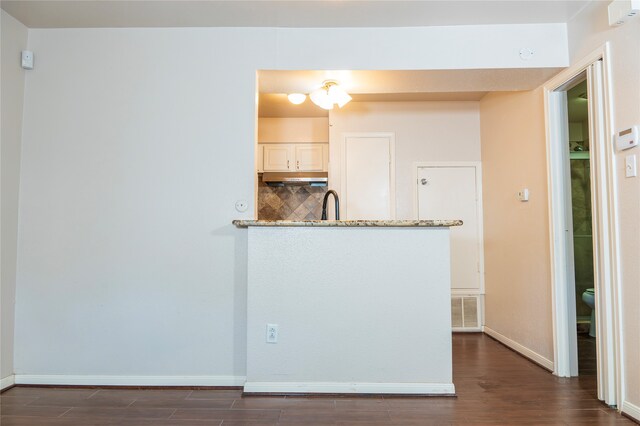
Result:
[483, 326, 554, 371]
[243, 381, 455, 395]
[452, 327, 483, 333]
[622, 400, 640, 423]
[1, 375, 16, 391]
[14, 375, 246, 387]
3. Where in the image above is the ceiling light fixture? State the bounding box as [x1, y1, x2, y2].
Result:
[287, 93, 306, 104]
[309, 80, 352, 110]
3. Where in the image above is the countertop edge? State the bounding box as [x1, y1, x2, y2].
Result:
[232, 220, 463, 228]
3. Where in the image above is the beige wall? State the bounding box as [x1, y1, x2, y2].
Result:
[258, 117, 328, 143]
[480, 2, 640, 415]
[1, 10, 28, 382]
[479, 89, 554, 364]
[329, 101, 481, 220]
[567, 2, 640, 414]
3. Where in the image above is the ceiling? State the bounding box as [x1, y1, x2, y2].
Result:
[259, 92, 489, 117]
[258, 68, 564, 117]
[1, 0, 591, 29]
[258, 69, 563, 94]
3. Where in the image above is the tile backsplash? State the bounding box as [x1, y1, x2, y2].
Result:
[258, 179, 325, 220]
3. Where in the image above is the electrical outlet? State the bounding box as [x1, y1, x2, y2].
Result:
[266, 324, 278, 343]
[21, 50, 34, 70]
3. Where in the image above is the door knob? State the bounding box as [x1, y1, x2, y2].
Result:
[421, 178, 429, 185]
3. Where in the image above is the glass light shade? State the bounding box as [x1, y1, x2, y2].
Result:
[328, 84, 352, 108]
[309, 81, 351, 110]
[309, 88, 334, 110]
[287, 93, 306, 104]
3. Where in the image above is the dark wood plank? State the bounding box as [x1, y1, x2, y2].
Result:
[170, 408, 282, 421]
[0, 405, 72, 417]
[1, 334, 634, 425]
[231, 397, 335, 410]
[61, 406, 174, 420]
[187, 390, 244, 399]
[131, 398, 235, 409]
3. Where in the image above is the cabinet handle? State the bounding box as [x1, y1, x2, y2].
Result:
[287, 160, 290, 169]
[296, 160, 300, 170]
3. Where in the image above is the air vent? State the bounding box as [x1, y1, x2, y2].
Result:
[451, 295, 482, 331]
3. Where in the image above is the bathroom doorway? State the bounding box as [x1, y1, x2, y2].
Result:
[565, 79, 597, 378]
[545, 47, 621, 406]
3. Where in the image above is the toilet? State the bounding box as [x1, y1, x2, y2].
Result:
[582, 288, 596, 338]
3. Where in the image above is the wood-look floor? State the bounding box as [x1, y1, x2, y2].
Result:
[1, 333, 635, 425]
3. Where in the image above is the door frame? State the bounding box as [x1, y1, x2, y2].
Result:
[340, 132, 396, 220]
[412, 161, 485, 296]
[543, 43, 622, 406]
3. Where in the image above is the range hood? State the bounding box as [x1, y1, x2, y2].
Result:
[262, 172, 328, 187]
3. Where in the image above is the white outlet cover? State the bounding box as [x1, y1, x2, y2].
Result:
[235, 200, 248, 212]
[519, 48, 534, 61]
[266, 324, 278, 343]
[21, 50, 34, 70]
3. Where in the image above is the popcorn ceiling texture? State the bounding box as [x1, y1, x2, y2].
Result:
[257, 179, 325, 220]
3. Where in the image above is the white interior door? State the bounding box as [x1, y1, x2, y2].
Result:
[343, 134, 395, 220]
[417, 165, 482, 291]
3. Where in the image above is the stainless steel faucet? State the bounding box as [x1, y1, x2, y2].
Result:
[321, 190, 340, 220]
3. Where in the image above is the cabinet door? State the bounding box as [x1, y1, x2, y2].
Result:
[294, 144, 324, 171]
[263, 145, 294, 171]
[256, 145, 264, 173]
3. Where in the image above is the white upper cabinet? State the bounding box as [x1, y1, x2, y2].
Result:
[263, 144, 295, 171]
[258, 117, 329, 172]
[262, 143, 328, 172]
[294, 144, 325, 171]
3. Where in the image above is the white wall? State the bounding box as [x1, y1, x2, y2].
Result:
[1, 10, 28, 384]
[245, 226, 453, 394]
[13, 24, 567, 382]
[329, 102, 481, 220]
[566, 2, 640, 417]
[479, 89, 554, 365]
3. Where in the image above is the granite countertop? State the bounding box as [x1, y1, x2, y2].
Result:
[232, 219, 463, 228]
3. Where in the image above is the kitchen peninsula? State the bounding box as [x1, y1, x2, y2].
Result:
[233, 219, 462, 395]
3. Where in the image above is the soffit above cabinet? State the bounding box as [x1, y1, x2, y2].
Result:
[258, 117, 328, 144]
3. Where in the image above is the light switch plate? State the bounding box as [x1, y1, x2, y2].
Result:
[625, 154, 637, 177]
[517, 188, 530, 202]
